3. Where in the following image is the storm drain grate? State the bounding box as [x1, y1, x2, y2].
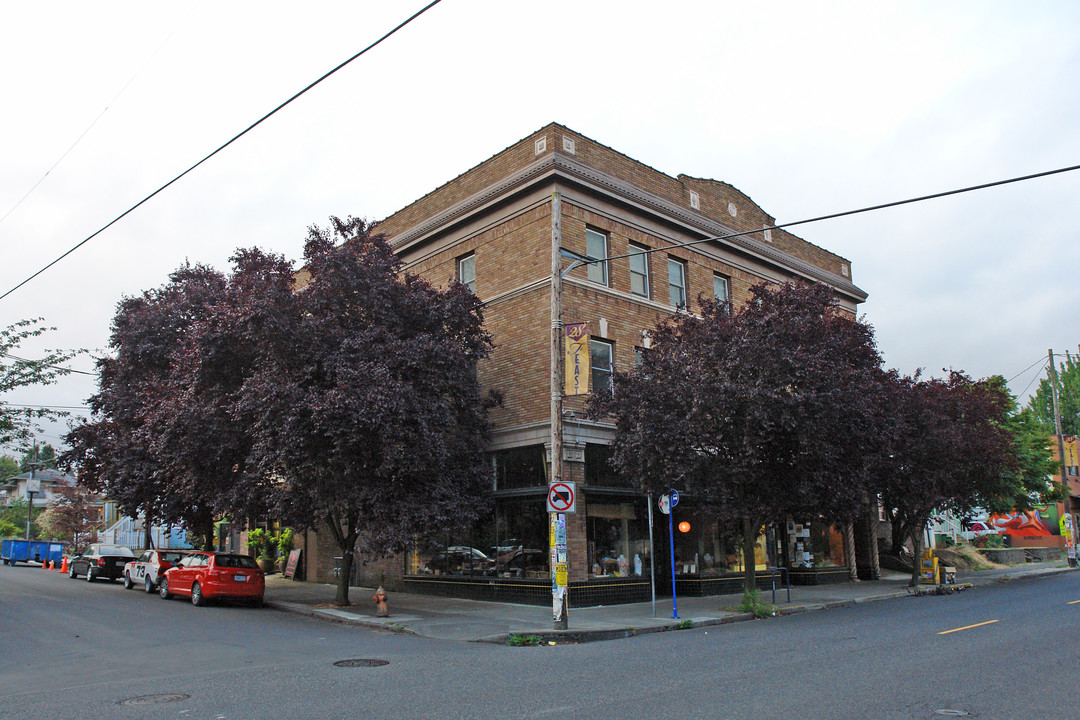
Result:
[334, 658, 390, 668]
[934, 711, 971, 717]
[118, 693, 190, 706]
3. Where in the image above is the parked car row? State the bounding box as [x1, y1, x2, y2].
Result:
[65, 544, 265, 607]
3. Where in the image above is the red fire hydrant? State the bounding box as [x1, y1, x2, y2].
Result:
[372, 586, 389, 617]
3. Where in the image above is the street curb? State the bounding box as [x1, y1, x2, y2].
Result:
[265, 565, 1076, 645]
[266, 600, 418, 635]
[473, 612, 755, 645]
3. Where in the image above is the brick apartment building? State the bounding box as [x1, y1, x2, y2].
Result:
[296, 123, 869, 605]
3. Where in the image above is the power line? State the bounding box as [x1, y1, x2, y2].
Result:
[1017, 358, 1049, 399]
[0, 0, 444, 304]
[0, 4, 199, 228]
[1007, 356, 1049, 384]
[2, 353, 96, 377]
[1, 403, 91, 411]
[578, 163, 1080, 269]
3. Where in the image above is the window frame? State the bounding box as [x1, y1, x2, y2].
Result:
[713, 273, 729, 306]
[668, 257, 687, 308]
[585, 229, 610, 287]
[457, 253, 476, 293]
[628, 243, 650, 298]
[589, 338, 614, 394]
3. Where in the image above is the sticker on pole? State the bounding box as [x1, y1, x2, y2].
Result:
[547, 482, 576, 513]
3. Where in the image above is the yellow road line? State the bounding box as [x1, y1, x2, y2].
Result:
[1068, 600, 1080, 605]
[938, 620, 998, 635]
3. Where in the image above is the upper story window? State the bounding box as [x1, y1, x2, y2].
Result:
[590, 339, 613, 394]
[713, 274, 729, 305]
[668, 258, 687, 308]
[458, 253, 476, 293]
[585, 229, 609, 286]
[629, 243, 650, 298]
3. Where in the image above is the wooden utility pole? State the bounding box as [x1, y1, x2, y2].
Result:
[1048, 349, 1076, 566]
[549, 191, 569, 629]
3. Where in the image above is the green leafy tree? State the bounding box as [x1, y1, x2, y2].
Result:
[1027, 352, 1080, 435]
[0, 498, 41, 539]
[0, 455, 18, 479]
[981, 378, 1060, 515]
[0, 518, 19, 538]
[20, 443, 56, 472]
[1, 319, 81, 449]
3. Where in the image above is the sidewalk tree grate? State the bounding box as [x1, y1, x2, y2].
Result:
[118, 694, 190, 706]
[334, 659, 390, 668]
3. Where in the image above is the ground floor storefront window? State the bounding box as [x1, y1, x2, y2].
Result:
[586, 495, 651, 579]
[405, 495, 550, 579]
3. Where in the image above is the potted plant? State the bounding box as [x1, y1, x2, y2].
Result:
[275, 528, 294, 574]
[247, 528, 276, 574]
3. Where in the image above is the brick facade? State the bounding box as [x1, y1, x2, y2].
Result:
[309, 123, 866, 601]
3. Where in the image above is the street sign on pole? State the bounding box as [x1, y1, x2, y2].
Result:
[665, 491, 679, 620]
[547, 482, 576, 513]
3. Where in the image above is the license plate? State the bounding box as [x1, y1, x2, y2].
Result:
[234, 575, 247, 582]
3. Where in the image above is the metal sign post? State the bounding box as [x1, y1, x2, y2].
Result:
[659, 490, 680, 620]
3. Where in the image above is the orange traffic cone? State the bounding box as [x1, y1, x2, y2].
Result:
[48, 560, 54, 570]
[60, 556, 68, 573]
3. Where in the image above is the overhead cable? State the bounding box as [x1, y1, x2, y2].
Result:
[0, 0, 444, 303]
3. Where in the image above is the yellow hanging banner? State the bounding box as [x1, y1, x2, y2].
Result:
[1064, 436, 1079, 468]
[564, 322, 589, 396]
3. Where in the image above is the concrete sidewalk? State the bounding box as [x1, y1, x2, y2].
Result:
[263, 561, 1073, 644]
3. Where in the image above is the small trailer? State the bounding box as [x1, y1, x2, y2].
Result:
[1, 539, 65, 566]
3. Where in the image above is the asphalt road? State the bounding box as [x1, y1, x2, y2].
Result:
[2, 562, 1079, 720]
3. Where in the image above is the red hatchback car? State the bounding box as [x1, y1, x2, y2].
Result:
[158, 551, 265, 606]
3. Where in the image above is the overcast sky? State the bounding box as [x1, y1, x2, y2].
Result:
[2, 1, 1078, 451]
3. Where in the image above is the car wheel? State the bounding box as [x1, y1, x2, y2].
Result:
[123, 572, 134, 590]
[68, 565, 77, 579]
[86, 568, 95, 583]
[145, 576, 155, 594]
[191, 581, 205, 607]
[159, 577, 171, 600]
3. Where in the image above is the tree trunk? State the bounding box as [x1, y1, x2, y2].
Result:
[844, 523, 858, 582]
[908, 524, 924, 587]
[868, 508, 881, 580]
[336, 547, 353, 606]
[741, 517, 758, 594]
[325, 510, 359, 606]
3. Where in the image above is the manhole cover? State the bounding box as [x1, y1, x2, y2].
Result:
[118, 693, 190, 706]
[934, 711, 970, 717]
[334, 658, 389, 668]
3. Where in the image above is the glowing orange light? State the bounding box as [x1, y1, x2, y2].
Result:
[678, 521, 691, 533]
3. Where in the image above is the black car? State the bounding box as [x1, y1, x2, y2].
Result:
[67, 544, 136, 582]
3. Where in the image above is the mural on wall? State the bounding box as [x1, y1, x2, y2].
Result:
[972, 504, 1062, 537]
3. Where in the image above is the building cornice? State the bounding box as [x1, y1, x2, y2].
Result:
[387, 152, 867, 303]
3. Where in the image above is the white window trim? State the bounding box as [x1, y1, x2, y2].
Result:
[585, 229, 610, 287]
[668, 257, 687, 308]
[458, 253, 476, 292]
[628, 243, 650, 299]
[590, 338, 614, 394]
[713, 273, 729, 304]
